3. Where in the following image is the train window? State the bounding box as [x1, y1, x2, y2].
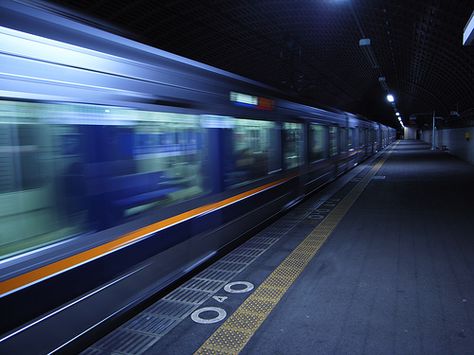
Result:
[0, 125, 41, 193]
[0, 100, 210, 260]
[225, 118, 280, 188]
[0, 100, 87, 259]
[283, 122, 304, 169]
[329, 126, 338, 156]
[132, 110, 209, 209]
[309, 124, 327, 161]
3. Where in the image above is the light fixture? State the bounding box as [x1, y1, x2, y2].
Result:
[396, 112, 400, 116]
[463, 10, 474, 45]
[378, 77, 389, 91]
[386, 94, 395, 103]
[359, 38, 379, 69]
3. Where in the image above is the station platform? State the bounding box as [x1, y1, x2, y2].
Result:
[83, 140, 474, 354]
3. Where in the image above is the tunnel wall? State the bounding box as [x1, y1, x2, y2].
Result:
[404, 127, 417, 139]
[421, 127, 474, 165]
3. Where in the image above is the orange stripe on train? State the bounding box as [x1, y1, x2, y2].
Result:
[0, 177, 292, 296]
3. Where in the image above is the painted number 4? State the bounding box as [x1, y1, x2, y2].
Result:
[212, 295, 228, 303]
[190, 281, 254, 324]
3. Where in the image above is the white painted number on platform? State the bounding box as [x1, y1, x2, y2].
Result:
[191, 307, 227, 324]
[224, 281, 254, 294]
[212, 295, 228, 303]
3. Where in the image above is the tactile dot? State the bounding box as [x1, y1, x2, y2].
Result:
[240, 299, 275, 314]
[223, 312, 264, 330]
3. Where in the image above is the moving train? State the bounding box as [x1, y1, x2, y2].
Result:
[0, 0, 396, 352]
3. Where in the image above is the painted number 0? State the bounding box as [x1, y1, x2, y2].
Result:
[224, 281, 254, 294]
[191, 307, 227, 324]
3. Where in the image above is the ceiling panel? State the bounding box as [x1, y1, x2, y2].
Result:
[48, 0, 474, 127]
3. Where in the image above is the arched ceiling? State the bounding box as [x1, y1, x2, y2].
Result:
[49, 0, 474, 127]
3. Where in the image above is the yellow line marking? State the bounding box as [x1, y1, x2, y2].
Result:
[195, 142, 398, 355]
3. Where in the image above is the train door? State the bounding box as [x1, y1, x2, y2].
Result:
[370, 129, 375, 154]
[364, 128, 369, 155]
[282, 120, 305, 201]
[307, 122, 330, 192]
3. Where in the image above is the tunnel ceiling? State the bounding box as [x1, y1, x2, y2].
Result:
[48, 0, 474, 127]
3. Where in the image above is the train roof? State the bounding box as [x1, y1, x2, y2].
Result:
[1, 0, 395, 129]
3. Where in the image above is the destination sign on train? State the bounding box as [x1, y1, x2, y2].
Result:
[230, 91, 274, 111]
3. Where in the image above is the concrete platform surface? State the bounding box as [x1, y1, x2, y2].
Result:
[87, 140, 474, 355]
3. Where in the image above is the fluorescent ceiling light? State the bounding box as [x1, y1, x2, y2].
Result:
[463, 10, 474, 45]
[378, 76, 389, 91]
[359, 38, 379, 69]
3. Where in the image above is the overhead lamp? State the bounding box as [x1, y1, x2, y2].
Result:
[386, 94, 395, 103]
[396, 112, 400, 116]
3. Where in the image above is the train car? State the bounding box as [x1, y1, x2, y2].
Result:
[0, 0, 395, 352]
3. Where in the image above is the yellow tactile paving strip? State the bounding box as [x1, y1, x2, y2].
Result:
[195, 143, 397, 355]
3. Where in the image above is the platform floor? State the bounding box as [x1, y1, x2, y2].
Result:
[85, 140, 474, 354]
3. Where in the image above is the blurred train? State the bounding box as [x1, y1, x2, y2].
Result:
[0, 0, 396, 352]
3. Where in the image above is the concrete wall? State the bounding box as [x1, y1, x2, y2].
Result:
[404, 127, 417, 139]
[421, 127, 474, 165]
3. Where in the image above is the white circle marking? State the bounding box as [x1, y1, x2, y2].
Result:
[224, 281, 254, 294]
[191, 307, 227, 324]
